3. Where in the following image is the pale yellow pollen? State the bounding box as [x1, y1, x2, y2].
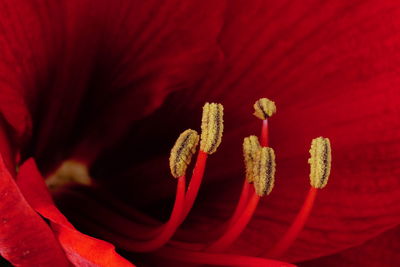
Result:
[253, 98, 276, 120]
[169, 129, 199, 178]
[200, 102, 224, 154]
[243, 135, 261, 183]
[46, 160, 92, 191]
[308, 137, 331, 189]
[253, 147, 276, 196]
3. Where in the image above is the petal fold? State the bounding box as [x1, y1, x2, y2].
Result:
[0, 154, 69, 266]
[16, 158, 134, 267]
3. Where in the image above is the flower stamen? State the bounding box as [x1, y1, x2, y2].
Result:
[226, 179, 252, 231]
[102, 130, 200, 252]
[206, 146, 276, 252]
[253, 98, 275, 147]
[180, 103, 224, 221]
[204, 100, 276, 252]
[123, 174, 186, 252]
[265, 137, 332, 258]
[224, 135, 261, 228]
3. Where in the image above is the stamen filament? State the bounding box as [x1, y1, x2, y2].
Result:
[157, 246, 294, 267]
[85, 175, 186, 252]
[180, 150, 208, 222]
[178, 102, 223, 223]
[261, 119, 269, 147]
[265, 187, 318, 258]
[207, 189, 260, 252]
[266, 137, 331, 258]
[226, 179, 251, 228]
[131, 175, 186, 251]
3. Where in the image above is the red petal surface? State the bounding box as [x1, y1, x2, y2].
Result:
[1, 0, 400, 265]
[299, 225, 400, 266]
[16, 158, 133, 267]
[0, 129, 69, 266]
[1, 0, 224, 171]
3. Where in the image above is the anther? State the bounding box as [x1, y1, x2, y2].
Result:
[169, 129, 199, 178]
[308, 137, 331, 189]
[253, 98, 276, 120]
[243, 136, 261, 182]
[253, 147, 276, 196]
[200, 103, 224, 154]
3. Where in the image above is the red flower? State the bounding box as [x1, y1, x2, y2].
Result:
[1, 0, 399, 266]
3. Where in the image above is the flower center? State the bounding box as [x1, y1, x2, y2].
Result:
[49, 98, 332, 266]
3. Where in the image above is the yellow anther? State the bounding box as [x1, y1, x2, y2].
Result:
[253, 98, 276, 120]
[308, 137, 331, 189]
[169, 129, 200, 178]
[200, 102, 224, 154]
[243, 135, 261, 182]
[253, 147, 276, 196]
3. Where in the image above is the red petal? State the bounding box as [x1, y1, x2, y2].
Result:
[16, 158, 134, 267]
[1, 0, 225, 172]
[299, 225, 400, 266]
[0, 155, 69, 266]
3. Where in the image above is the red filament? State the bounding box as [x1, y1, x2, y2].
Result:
[226, 179, 251, 228]
[207, 188, 260, 252]
[180, 150, 208, 222]
[266, 187, 318, 258]
[99, 175, 186, 252]
[261, 119, 269, 147]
